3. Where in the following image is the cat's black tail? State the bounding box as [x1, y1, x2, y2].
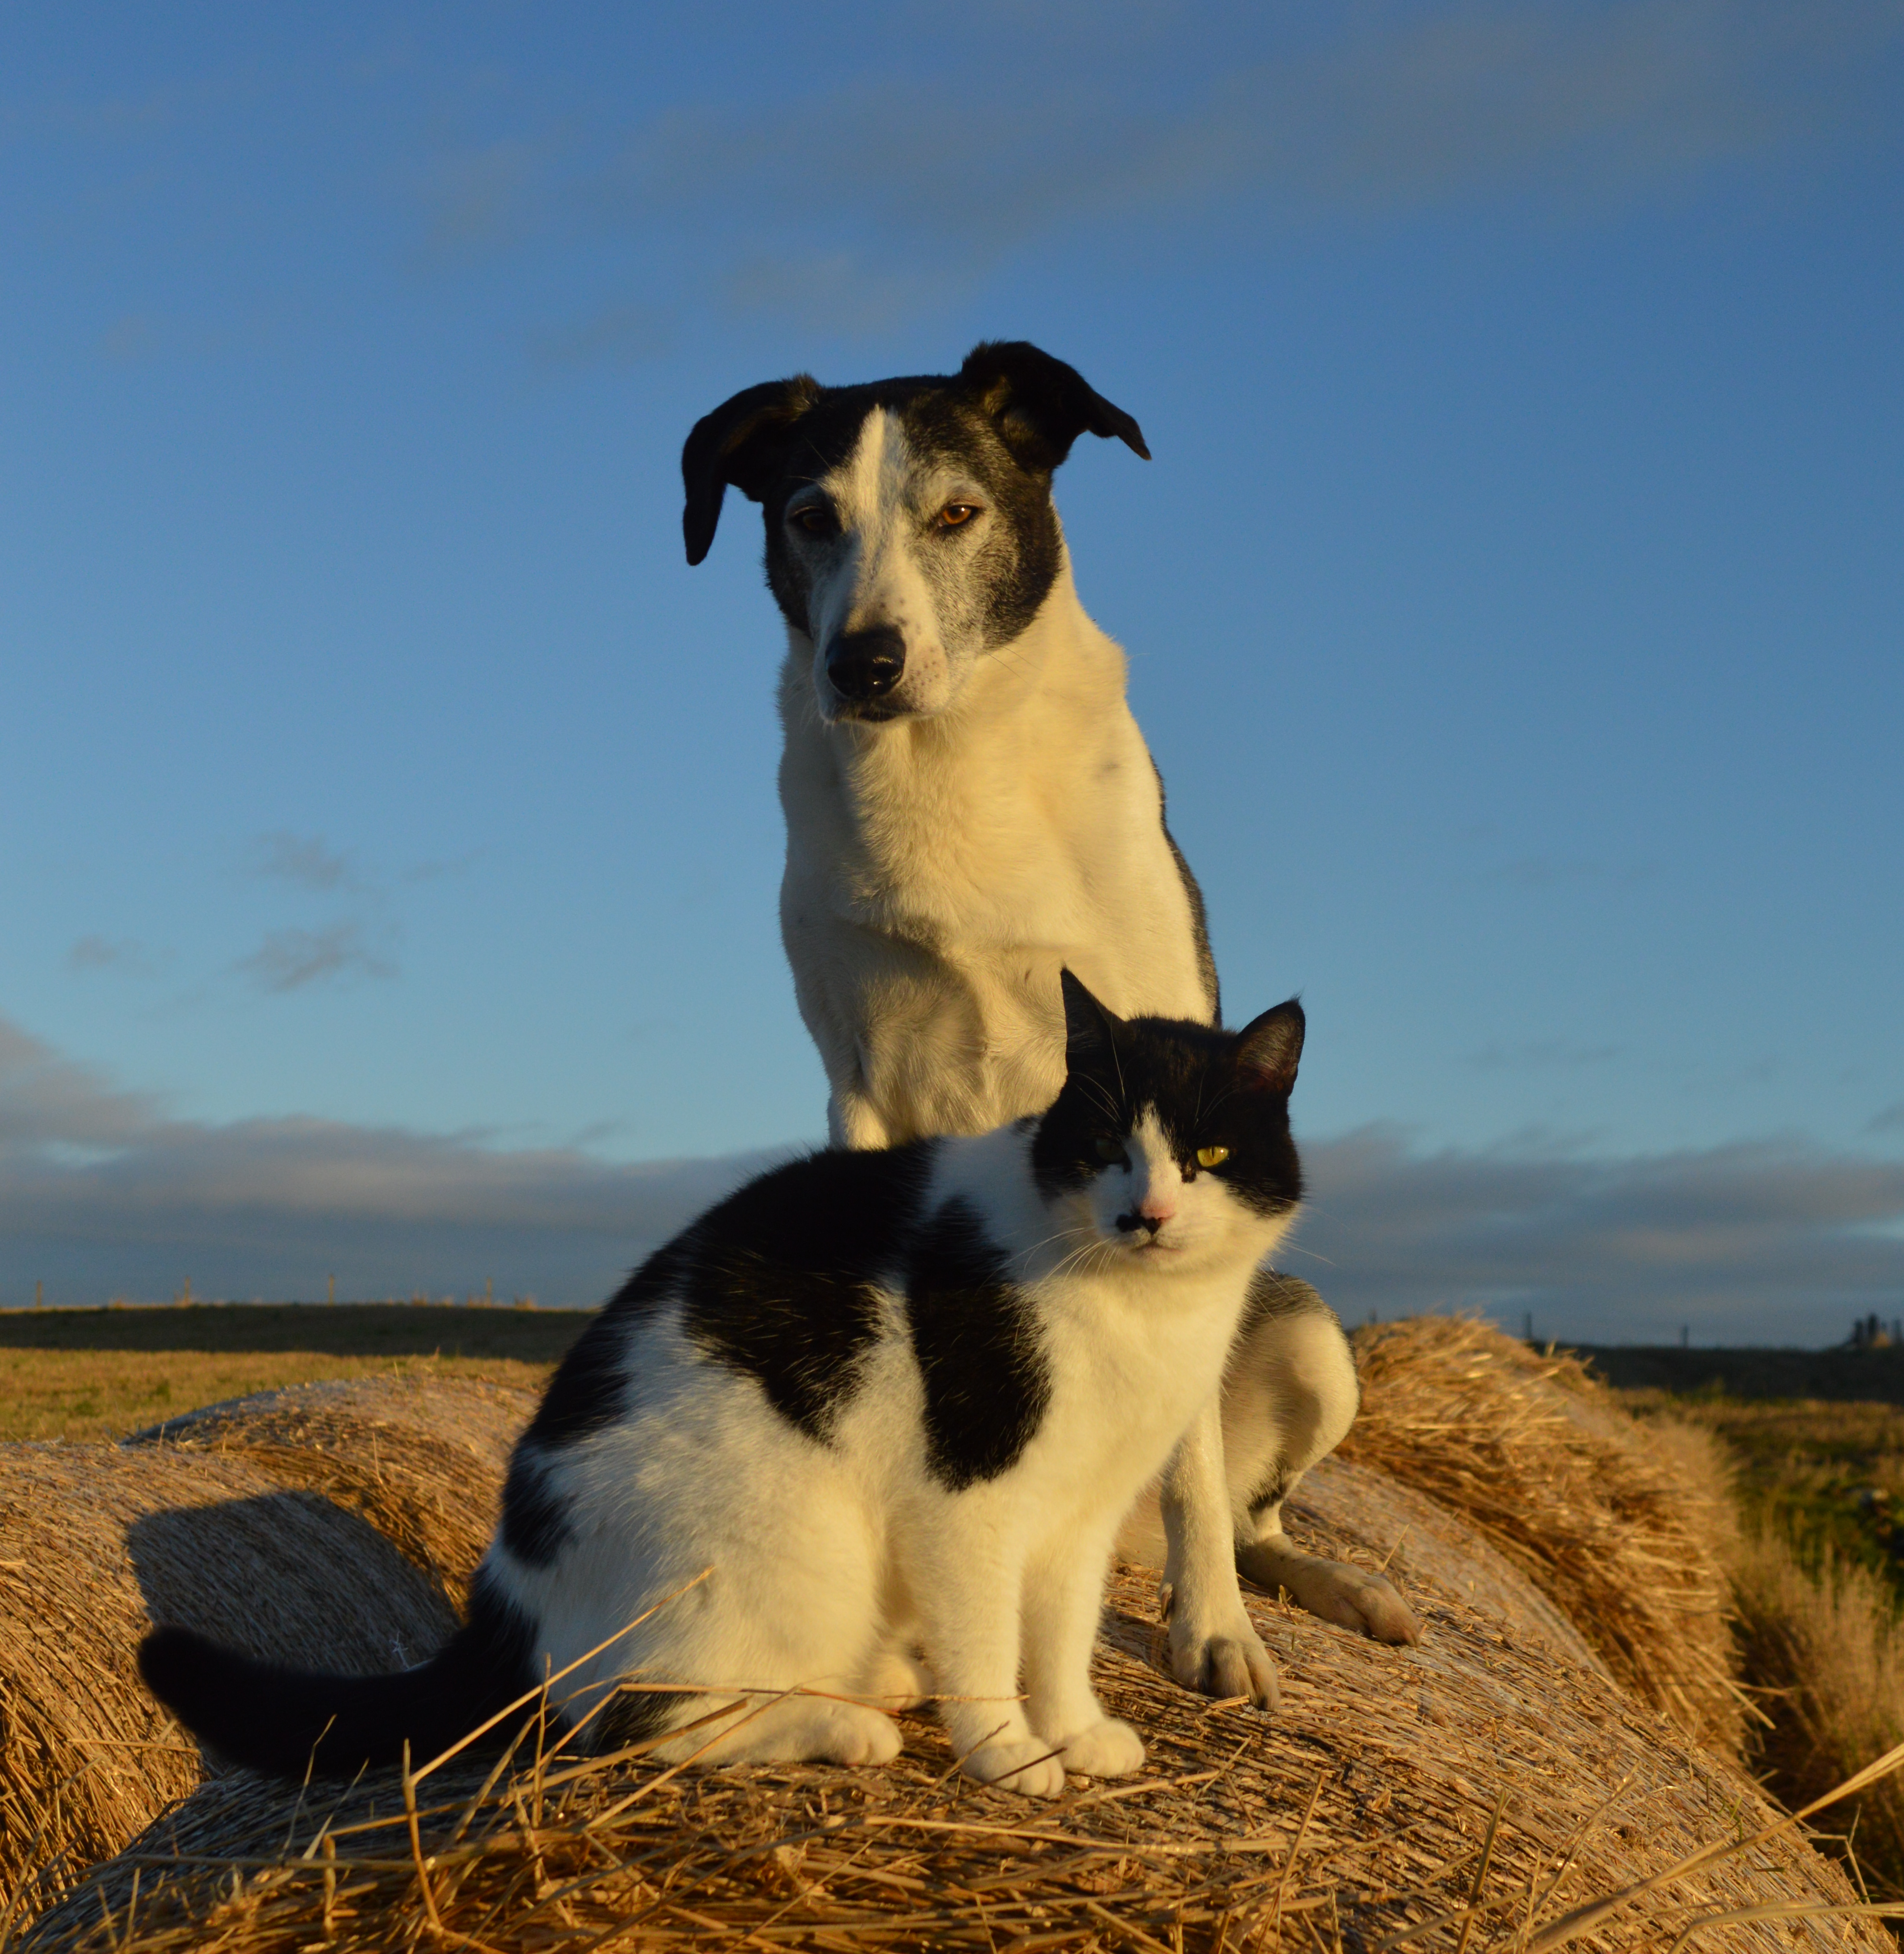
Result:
[139, 1573, 539, 1780]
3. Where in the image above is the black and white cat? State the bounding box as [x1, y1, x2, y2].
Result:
[143, 976, 1306, 1797]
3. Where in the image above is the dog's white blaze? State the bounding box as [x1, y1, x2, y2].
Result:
[810, 409, 951, 717]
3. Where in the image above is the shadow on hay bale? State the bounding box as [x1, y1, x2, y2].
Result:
[0, 1377, 537, 1926]
[129, 1373, 537, 1608]
[22, 1560, 1891, 1953]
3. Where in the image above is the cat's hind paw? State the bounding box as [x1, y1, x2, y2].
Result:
[960, 1736, 1067, 1798]
[1055, 1717, 1145, 1779]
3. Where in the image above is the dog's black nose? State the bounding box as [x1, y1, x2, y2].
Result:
[825, 626, 906, 703]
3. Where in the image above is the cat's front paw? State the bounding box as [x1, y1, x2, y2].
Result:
[1056, 1717, 1145, 1779]
[961, 1736, 1067, 1798]
[1167, 1614, 1280, 1711]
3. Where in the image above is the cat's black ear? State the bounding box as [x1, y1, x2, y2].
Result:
[1233, 1000, 1304, 1095]
[1059, 968, 1123, 1075]
[958, 342, 1150, 474]
[681, 375, 824, 565]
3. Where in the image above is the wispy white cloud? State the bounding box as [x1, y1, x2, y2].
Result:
[447, 0, 1904, 343]
[0, 1014, 778, 1307]
[527, 302, 673, 368]
[3, 1015, 1900, 1334]
[251, 831, 356, 894]
[1297, 1123, 1904, 1343]
[68, 935, 161, 977]
[235, 922, 396, 993]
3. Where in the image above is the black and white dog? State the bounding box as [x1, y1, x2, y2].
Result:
[683, 342, 1416, 1705]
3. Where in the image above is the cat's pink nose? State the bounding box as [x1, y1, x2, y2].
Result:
[1118, 1198, 1177, 1237]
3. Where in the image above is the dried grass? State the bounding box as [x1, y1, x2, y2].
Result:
[1342, 1317, 1743, 1755]
[20, 1555, 1888, 1954]
[8, 1336, 1890, 1951]
[1730, 1528, 1904, 1898]
[0, 1379, 533, 1922]
[129, 1374, 536, 1608]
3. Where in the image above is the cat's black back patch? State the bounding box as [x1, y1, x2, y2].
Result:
[522, 1244, 689, 1453]
[904, 1196, 1052, 1491]
[501, 1244, 692, 1567]
[680, 1142, 937, 1441]
[499, 1449, 572, 1568]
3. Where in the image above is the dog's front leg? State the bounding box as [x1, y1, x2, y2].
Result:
[827, 1085, 895, 1152]
[1158, 1393, 1279, 1709]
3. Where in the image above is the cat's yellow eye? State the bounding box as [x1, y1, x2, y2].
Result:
[1094, 1137, 1126, 1163]
[1196, 1145, 1230, 1170]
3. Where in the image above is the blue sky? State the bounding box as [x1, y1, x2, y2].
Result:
[3, 2, 1901, 1337]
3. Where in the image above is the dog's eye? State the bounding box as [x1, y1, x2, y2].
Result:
[1094, 1137, 1128, 1167]
[1196, 1146, 1230, 1170]
[937, 502, 980, 528]
[790, 505, 835, 537]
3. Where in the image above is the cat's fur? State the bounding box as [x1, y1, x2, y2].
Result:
[143, 978, 1305, 1797]
[682, 342, 1418, 1700]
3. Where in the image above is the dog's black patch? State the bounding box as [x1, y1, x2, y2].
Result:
[680, 1143, 937, 1441]
[1153, 760, 1220, 1025]
[1245, 1461, 1293, 1523]
[904, 1196, 1051, 1490]
[1033, 973, 1305, 1221]
[682, 342, 1147, 653]
[1239, 1269, 1332, 1333]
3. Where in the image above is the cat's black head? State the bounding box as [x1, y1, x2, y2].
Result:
[1032, 972, 1304, 1250]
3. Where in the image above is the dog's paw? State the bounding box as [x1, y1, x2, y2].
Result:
[961, 1736, 1067, 1798]
[1167, 1614, 1280, 1710]
[1237, 1544, 1420, 1647]
[1055, 1717, 1145, 1779]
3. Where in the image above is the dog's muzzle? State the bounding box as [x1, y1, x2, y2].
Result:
[824, 626, 906, 710]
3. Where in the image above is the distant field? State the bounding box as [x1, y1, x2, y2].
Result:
[1579, 1346, 1904, 1594]
[0, 1302, 590, 1443]
[8, 1314, 1904, 1595]
[1578, 1343, 1904, 1404]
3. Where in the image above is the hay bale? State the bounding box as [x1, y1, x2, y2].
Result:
[0, 1378, 536, 1926]
[0, 1446, 460, 1925]
[130, 1374, 536, 1606]
[1279, 1454, 1608, 1673]
[25, 1561, 1887, 1953]
[1342, 1316, 1745, 1755]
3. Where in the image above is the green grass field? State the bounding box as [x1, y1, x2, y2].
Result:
[1583, 1344, 1904, 1596]
[0, 1303, 590, 1442]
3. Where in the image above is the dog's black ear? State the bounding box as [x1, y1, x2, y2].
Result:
[681, 375, 823, 566]
[959, 342, 1150, 473]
